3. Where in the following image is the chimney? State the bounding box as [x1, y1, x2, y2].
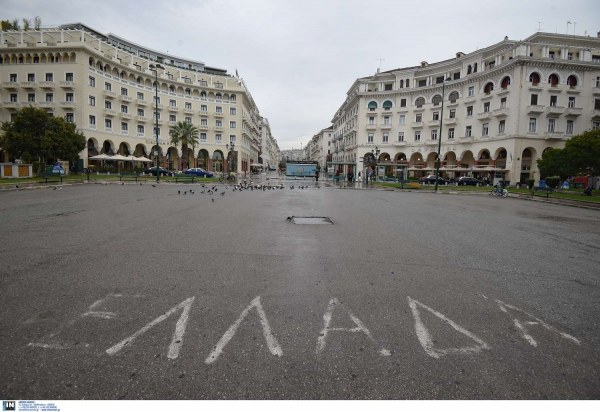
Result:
[377, 67, 380, 74]
[597, 31, 600, 38]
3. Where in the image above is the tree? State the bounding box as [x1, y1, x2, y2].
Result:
[169, 121, 199, 171]
[278, 161, 286, 170]
[0, 107, 86, 174]
[34, 16, 42, 30]
[537, 147, 575, 181]
[1, 20, 11, 31]
[22, 18, 30, 31]
[564, 129, 600, 177]
[11, 18, 20, 30]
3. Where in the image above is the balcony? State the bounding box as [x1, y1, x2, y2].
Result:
[135, 116, 148, 122]
[168, 121, 177, 127]
[59, 81, 75, 88]
[545, 131, 564, 139]
[592, 87, 600, 96]
[199, 125, 209, 130]
[184, 108, 194, 115]
[493, 108, 509, 117]
[497, 88, 510, 96]
[528, 83, 543, 91]
[120, 130, 129, 136]
[154, 119, 164, 125]
[152, 103, 163, 110]
[2, 102, 18, 108]
[393, 141, 406, 146]
[168, 106, 179, 112]
[214, 111, 224, 117]
[20, 81, 37, 88]
[564, 107, 583, 117]
[105, 128, 113, 133]
[60, 101, 76, 108]
[426, 139, 439, 145]
[89, 125, 96, 131]
[38, 101, 54, 108]
[200, 110, 209, 116]
[39, 81, 55, 88]
[103, 90, 116, 98]
[459, 136, 473, 143]
[476, 111, 492, 121]
[119, 112, 133, 119]
[103, 109, 116, 116]
[214, 126, 223, 131]
[366, 123, 377, 130]
[119, 95, 133, 102]
[443, 118, 457, 125]
[546, 106, 564, 116]
[427, 120, 440, 127]
[2, 81, 18, 88]
[137, 133, 145, 138]
[380, 123, 392, 130]
[411, 122, 423, 128]
[527, 105, 545, 114]
[136, 99, 148, 106]
[566, 86, 580, 94]
[591, 110, 600, 120]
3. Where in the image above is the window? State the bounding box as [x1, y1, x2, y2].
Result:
[529, 72, 540, 84]
[105, 82, 111, 91]
[382, 133, 389, 143]
[200, 133, 207, 142]
[400, 98, 407, 107]
[184, 102, 192, 110]
[368, 101, 377, 111]
[593, 122, 600, 130]
[45, 73, 53, 81]
[431, 130, 438, 140]
[121, 87, 128, 96]
[568, 97, 576, 108]
[89, 96, 95, 106]
[137, 92, 144, 100]
[368, 133, 374, 143]
[105, 100, 112, 109]
[65, 73, 74, 81]
[154, 112, 161, 120]
[415, 114, 422, 122]
[230, 107, 236, 115]
[10, 93, 17, 102]
[498, 120, 506, 133]
[230, 121, 236, 128]
[169, 114, 176, 122]
[528, 118, 537, 133]
[432, 95, 442, 106]
[528, 96, 541, 109]
[9, 73, 17, 82]
[566, 120, 574, 135]
[465, 126, 472, 137]
[169, 99, 176, 107]
[596, 77, 600, 88]
[201, 119, 208, 126]
[449, 109, 456, 118]
[453, 72, 460, 80]
[500, 98, 507, 109]
[415, 97, 425, 107]
[548, 118, 556, 132]
[418, 80, 427, 87]
[368, 117, 375, 125]
[432, 112, 439, 121]
[121, 122, 128, 131]
[482, 123, 489, 136]
[397, 132, 404, 142]
[383, 116, 390, 125]
[216, 106, 222, 114]
[466, 106, 473, 116]
[449, 91, 459, 102]
[384, 84, 393, 91]
[27, 73, 35, 82]
[89, 115, 96, 126]
[201, 105, 208, 112]
[121, 105, 128, 113]
[65, 113, 74, 123]
[399, 114, 406, 125]
[414, 131, 421, 142]
[153, 96, 160, 104]
[550, 95, 558, 107]
[137, 109, 144, 116]
[28, 93, 36, 102]
[468, 86, 474, 97]
[483, 102, 490, 112]
[549, 74, 559, 86]
[66, 93, 74, 102]
[448, 128, 455, 139]
[154, 127, 161, 137]
[105, 119, 112, 129]
[137, 125, 144, 134]
[216, 120, 222, 127]
[215, 134, 222, 143]
[45, 93, 53, 102]
[229, 135, 236, 143]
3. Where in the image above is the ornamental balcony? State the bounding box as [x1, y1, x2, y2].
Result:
[545, 106, 564, 116]
[103, 90, 116, 98]
[493, 108, 509, 117]
[527, 105, 545, 114]
[137, 132, 145, 138]
[393, 141, 406, 146]
[545, 131, 564, 139]
[184, 108, 194, 115]
[590, 110, 600, 120]
[60, 101, 76, 108]
[443, 118, 457, 125]
[366, 123, 377, 130]
[592, 87, 600, 96]
[214, 126, 224, 131]
[380, 123, 392, 130]
[103, 109, 116, 116]
[152, 103, 163, 110]
[2, 81, 18, 88]
[135, 116, 148, 122]
[427, 120, 440, 127]
[168, 106, 179, 112]
[20, 81, 37, 88]
[426, 139, 438, 145]
[2, 101, 18, 108]
[411, 122, 423, 128]
[119, 112, 133, 119]
[38, 102, 54, 108]
[119, 95, 133, 102]
[199, 125, 209, 130]
[136, 99, 148, 106]
[200, 110, 209, 116]
[59, 81, 75, 88]
[39, 81, 55, 88]
[476, 111, 492, 121]
[459, 136, 473, 143]
[120, 130, 129, 136]
[169, 121, 176, 126]
[214, 111, 224, 117]
[564, 107, 582, 117]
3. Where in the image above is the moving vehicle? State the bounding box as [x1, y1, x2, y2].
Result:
[420, 175, 449, 184]
[184, 168, 214, 178]
[458, 177, 483, 186]
[491, 185, 508, 197]
[144, 166, 173, 176]
[219, 172, 237, 183]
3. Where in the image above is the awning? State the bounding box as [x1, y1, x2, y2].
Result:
[89, 154, 111, 160]
[109, 155, 130, 161]
[134, 156, 154, 163]
[250, 163, 264, 167]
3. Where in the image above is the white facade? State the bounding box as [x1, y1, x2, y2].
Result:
[328, 32, 600, 184]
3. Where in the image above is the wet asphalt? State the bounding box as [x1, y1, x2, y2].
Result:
[0, 180, 599, 400]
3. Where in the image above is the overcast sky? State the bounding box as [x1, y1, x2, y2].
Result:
[4, 0, 600, 150]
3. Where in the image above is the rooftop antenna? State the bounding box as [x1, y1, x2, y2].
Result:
[573, 22, 577, 35]
[536, 21, 544, 32]
[375, 58, 385, 71]
[566, 21, 571, 34]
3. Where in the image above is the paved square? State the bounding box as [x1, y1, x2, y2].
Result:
[0, 183, 599, 399]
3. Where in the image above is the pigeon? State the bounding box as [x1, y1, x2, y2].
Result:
[201, 190, 205, 194]
[178, 190, 181, 195]
[151, 184, 156, 187]
[15, 185, 19, 188]
[121, 182, 125, 186]
[53, 186, 57, 190]
[212, 198, 215, 202]
[183, 191, 187, 195]
[140, 183, 143, 186]
[190, 190, 194, 194]
[220, 192, 225, 196]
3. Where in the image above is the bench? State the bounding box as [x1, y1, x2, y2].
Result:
[40, 172, 64, 184]
[175, 174, 195, 183]
[119, 172, 140, 182]
[531, 186, 554, 199]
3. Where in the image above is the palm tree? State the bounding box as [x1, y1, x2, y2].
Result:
[169, 121, 199, 171]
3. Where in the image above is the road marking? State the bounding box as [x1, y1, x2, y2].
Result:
[496, 300, 580, 346]
[408, 296, 490, 359]
[316, 298, 391, 357]
[106, 297, 195, 359]
[205, 296, 282, 364]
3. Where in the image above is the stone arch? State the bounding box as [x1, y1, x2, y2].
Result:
[500, 75, 512, 88]
[160, 82, 168, 91]
[87, 138, 99, 156]
[101, 140, 116, 155]
[493, 147, 507, 160]
[230, 94, 236, 102]
[69, 52, 76, 63]
[566, 73, 580, 87]
[447, 90, 461, 101]
[144, 78, 152, 87]
[213, 150, 224, 172]
[367, 100, 378, 110]
[457, 149, 474, 164]
[482, 80, 494, 94]
[176, 86, 184, 94]
[413, 96, 426, 107]
[409, 152, 424, 166]
[118, 141, 131, 156]
[192, 89, 200, 97]
[134, 144, 148, 157]
[431, 94, 443, 106]
[477, 148, 491, 160]
[382, 100, 393, 110]
[547, 72, 561, 86]
[394, 152, 407, 161]
[197, 148, 210, 169]
[379, 152, 391, 162]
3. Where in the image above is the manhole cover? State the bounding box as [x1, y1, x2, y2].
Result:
[290, 217, 333, 225]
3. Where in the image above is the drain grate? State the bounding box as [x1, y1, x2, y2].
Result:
[290, 216, 333, 225]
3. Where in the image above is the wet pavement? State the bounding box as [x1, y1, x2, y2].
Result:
[0, 183, 599, 399]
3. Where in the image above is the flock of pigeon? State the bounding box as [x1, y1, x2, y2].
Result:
[168, 182, 313, 201]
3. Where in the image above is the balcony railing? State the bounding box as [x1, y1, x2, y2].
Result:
[564, 107, 582, 117]
[546, 106, 564, 116]
[493, 108, 509, 117]
[121, 130, 129, 136]
[590, 110, 600, 120]
[39, 81, 55, 88]
[119, 95, 133, 102]
[60, 81, 75, 88]
[103, 90, 116, 98]
[105, 127, 113, 133]
[380, 123, 392, 129]
[545, 131, 564, 139]
[199, 125, 209, 130]
[169, 121, 176, 126]
[427, 120, 440, 127]
[136, 116, 148, 122]
[136, 99, 148, 106]
[393, 141, 406, 146]
[119, 112, 132, 119]
[527, 105, 545, 114]
[38, 102, 54, 107]
[200, 110, 209, 116]
[366, 123, 377, 130]
[184, 108, 194, 115]
[426, 139, 438, 145]
[459, 136, 473, 143]
[103, 109, 116, 116]
[411, 122, 423, 128]
[21, 81, 37, 88]
[60, 101, 76, 108]
[137, 132, 145, 138]
[2, 82, 18, 88]
[214, 111, 224, 117]
[152, 103, 163, 110]
[476, 111, 492, 120]
[443, 118, 457, 125]
[168, 106, 179, 112]
[214, 126, 223, 131]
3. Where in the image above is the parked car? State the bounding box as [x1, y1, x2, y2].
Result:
[144, 166, 173, 176]
[458, 177, 484, 186]
[184, 168, 214, 178]
[420, 175, 449, 184]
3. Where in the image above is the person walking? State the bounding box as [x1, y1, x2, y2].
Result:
[315, 169, 319, 183]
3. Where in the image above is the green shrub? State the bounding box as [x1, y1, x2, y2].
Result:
[545, 176, 561, 189]
[524, 178, 535, 189]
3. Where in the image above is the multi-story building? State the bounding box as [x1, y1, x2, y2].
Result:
[329, 32, 600, 184]
[0, 23, 265, 173]
[304, 126, 333, 170]
[258, 117, 279, 170]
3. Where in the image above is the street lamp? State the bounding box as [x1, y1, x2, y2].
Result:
[370, 146, 380, 184]
[435, 77, 452, 193]
[149, 63, 164, 183]
[226, 141, 235, 175]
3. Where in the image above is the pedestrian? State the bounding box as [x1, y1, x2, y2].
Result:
[369, 167, 374, 183]
[347, 171, 353, 182]
[315, 169, 319, 182]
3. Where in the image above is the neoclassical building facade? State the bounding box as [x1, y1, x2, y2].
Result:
[328, 32, 600, 184]
[0, 23, 265, 173]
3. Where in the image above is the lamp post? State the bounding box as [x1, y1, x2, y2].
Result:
[226, 142, 235, 175]
[435, 77, 452, 193]
[149, 63, 164, 183]
[370, 146, 380, 184]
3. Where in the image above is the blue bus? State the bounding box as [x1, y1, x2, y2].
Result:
[285, 162, 318, 177]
